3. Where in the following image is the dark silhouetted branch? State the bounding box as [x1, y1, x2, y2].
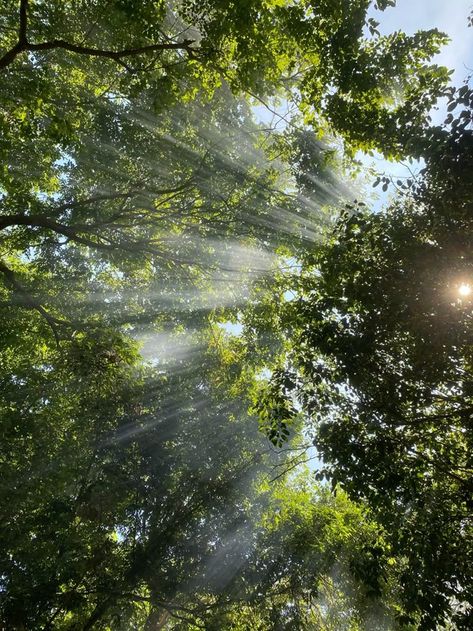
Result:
[0, 0, 197, 71]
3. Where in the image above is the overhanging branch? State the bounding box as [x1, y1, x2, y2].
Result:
[0, 0, 197, 71]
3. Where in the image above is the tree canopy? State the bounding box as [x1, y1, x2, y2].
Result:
[255, 86, 473, 628]
[1, 1, 472, 629]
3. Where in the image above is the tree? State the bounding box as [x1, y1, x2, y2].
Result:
[0, 0, 453, 340]
[255, 85, 473, 628]
[198, 478, 413, 631]
[0, 309, 278, 628]
[0, 2, 466, 629]
[0, 0, 451, 166]
[0, 308, 416, 629]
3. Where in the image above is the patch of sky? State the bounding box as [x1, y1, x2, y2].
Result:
[368, 0, 473, 91]
[357, 152, 426, 213]
[36, 190, 61, 202]
[256, 367, 272, 381]
[21, 247, 39, 262]
[54, 153, 76, 168]
[218, 320, 244, 336]
[251, 95, 298, 131]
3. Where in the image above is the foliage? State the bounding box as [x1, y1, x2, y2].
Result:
[0, 0, 451, 162]
[0, 312, 271, 628]
[201, 479, 411, 631]
[257, 86, 473, 628]
[0, 1, 468, 629]
[0, 309, 413, 628]
[0, 0, 453, 341]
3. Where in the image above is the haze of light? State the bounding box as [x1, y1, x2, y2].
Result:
[458, 283, 472, 297]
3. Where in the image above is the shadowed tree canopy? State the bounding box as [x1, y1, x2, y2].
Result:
[254, 86, 473, 628]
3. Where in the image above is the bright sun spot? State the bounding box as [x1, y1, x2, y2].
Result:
[458, 283, 472, 297]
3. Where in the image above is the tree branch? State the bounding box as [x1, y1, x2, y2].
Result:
[27, 38, 197, 61]
[52, 190, 141, 214]
[0, 0, 197, 73]
[0, 0, 27, 69]
[18, 0, 28, 45]
[0, 213, 120, 249]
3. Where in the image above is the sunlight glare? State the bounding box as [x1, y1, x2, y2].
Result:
[458, 283, 472, 297]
